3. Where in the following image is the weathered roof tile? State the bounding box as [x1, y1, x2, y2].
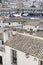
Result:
[5, 34, 43, 61]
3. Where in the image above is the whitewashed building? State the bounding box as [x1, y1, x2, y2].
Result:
[0, 27, 43, 65]
[3, 33, 43, 65]
[0, 17, 43, 65]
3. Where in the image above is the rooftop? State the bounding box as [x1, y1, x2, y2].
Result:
[3, 17, 43, 26]
[0, 16, 4, 21]
[23, 19, 43, 26]
[0, 7, 12, 10]
[5, 33, 43, 61]
[4, 17, 26, 23]
[3, 26, 43, 38]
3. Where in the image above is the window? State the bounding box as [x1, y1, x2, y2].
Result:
[19, 22, 20, 24]
[9, 23, 11, 25]
[38, 60, 43, 65]
[11, 50, 17, 64]
[13, 29, 16, 31]
[2, 40, 4, 45]
[40, 61, 43, 65]
[0, 56, 2, 64]
[0, 40, 4, 46]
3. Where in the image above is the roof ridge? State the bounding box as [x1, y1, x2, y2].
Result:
[17, 32, 43, 40]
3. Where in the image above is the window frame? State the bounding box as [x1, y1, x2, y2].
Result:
[11, 49, 17, 64]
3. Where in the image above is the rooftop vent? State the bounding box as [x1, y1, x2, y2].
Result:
[12, 31, 17, 36]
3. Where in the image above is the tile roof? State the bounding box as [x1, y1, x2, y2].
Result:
[3, 17, 43, 26]
[23, 19, 43, 26]
[38, 22, 43, 28]
[4, 27, 43, 38]
[5, 33, 43, 61]
[0, 16, 4, 21]
[0, 8, 12, 10]
[3, 26, 43, 38]
[4, 17, 26, 23]
[35, 30, 43, 38]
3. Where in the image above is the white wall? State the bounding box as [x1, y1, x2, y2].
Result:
[23, 25, 38, 31]
[0, 46, 40, 65]
[3, 22, 22, 27]
[0, 51, 4, 65]
[17, 51, 39, 65]
[3, 23, 9, 27]
[0, 46, 12, 65]
[12, 22, 19, 27]
[0, 21, 3, 27]
[3, 31, 9, 43]
[3, 46, 12, 65]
